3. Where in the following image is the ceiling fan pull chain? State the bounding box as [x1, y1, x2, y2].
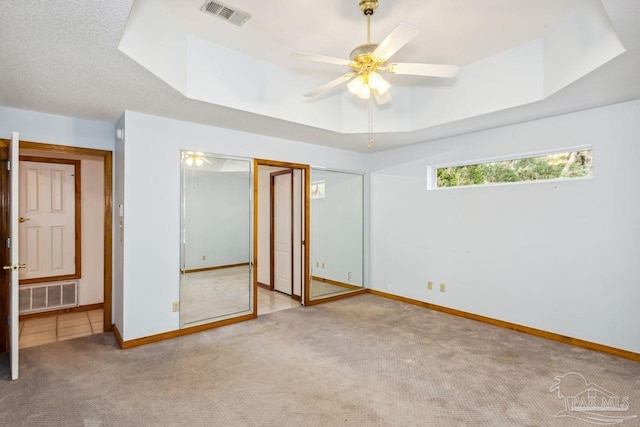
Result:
[367, 15, 371, 44]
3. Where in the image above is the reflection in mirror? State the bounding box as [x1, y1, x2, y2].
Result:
[310, 169, 364, 300]
[180, 152, 253, 328]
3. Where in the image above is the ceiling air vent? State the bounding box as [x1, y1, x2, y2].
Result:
[200, 1, 251, 27]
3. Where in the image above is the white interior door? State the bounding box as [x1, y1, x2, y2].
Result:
[292, 169, 302, 299]
[274, 172, 292, 295]
[300, 171, 306, 302]
[8, 132, 20, 380]
[19, 160, 76, 280]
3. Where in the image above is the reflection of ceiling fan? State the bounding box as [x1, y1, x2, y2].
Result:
[293, 0, 459, 105]
[182, 151, 212, 167]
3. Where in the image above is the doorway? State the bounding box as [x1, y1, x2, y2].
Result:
[255, 160, 309, 314]
[0, 139, 113, 347]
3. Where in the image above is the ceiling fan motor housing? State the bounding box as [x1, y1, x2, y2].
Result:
[359, 0, 378, 15]
[350, 43, 383, 73]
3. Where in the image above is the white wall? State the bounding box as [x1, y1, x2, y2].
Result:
[0, 106, 115, 151]
[118, 111, 366, 341]
[118, 0, 188, 94]
[544, 0, 625, 96]
[368, 99, 640, 354]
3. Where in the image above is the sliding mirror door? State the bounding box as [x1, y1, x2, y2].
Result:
[180, 152, 253, 328]
[309, 169, 364, 300]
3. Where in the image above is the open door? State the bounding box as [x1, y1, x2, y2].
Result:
[9, 132, 19, 380]
[1, 132, 21, 380]
[272, 170, 293, 296]
[255, 159, 310, 307]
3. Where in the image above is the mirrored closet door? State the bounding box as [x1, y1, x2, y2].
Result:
[309, 168, 364, 301]
[180, 152, 253, 328]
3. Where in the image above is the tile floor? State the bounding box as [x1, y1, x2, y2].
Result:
[19, 309, 104, 349]
[257, 287, 300, 315]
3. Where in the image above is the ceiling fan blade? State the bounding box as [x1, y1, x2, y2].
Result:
[373, 23, 419, 61]
[372, 88, 392, 105]
[305, 73, 355, 97]
[387, 62, 459, 78]
[291, 52, 353, 66]
[201, 157, 212, 164]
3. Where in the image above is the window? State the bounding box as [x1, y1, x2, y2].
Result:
[431, 148, 592, 189]
[311, 180, 325, 199]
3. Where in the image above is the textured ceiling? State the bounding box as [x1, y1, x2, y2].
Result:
[0, 0, 639, 152]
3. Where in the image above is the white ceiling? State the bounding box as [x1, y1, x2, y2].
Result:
[0, 0, 639, 152]
[161, 0, 579, 67]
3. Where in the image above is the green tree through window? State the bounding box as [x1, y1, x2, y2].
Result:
[436, 150, 592, 188]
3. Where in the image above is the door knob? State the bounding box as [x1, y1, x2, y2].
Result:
[19, 217, 30, 223]
[2, 264, 26, 271]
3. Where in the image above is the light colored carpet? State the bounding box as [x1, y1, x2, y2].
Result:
[1, 293, 638, 426]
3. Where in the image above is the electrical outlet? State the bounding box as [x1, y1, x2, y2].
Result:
[427, 281, 433, 290]
[172, 301, 180, 312]
[440, 283, 446, 293]
[322, 262, 325, 269]
[202, 255, 206, 261]
[348, 272, 353, 282]
[316, 261, 319, 268]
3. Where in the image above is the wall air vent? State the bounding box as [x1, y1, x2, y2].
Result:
[19, 281, 78, 314]
[200, 1, 251, 27]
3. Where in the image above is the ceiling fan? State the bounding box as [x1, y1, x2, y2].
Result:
[293, 0, 459, 105]
[182, 151, 212, 167]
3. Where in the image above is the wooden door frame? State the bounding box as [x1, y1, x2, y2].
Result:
[254, 160, 309, 311]
[269, 169, 294, 297]
[14, 140, 113, 332]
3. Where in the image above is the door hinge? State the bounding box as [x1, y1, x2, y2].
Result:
[5, 238, 10, 249]
[6, 160, 10, 171]
[5, 314, 9, 326]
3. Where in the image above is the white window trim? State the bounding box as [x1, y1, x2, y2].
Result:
[427, 145, 593, 190]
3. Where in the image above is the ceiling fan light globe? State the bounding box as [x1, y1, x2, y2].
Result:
[185, 157, 194, 166]
[347, 75, 366, 95]
[357, 84, 371, 99]
[195, 157, 204, 167]
[368, 72, 390, 95]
